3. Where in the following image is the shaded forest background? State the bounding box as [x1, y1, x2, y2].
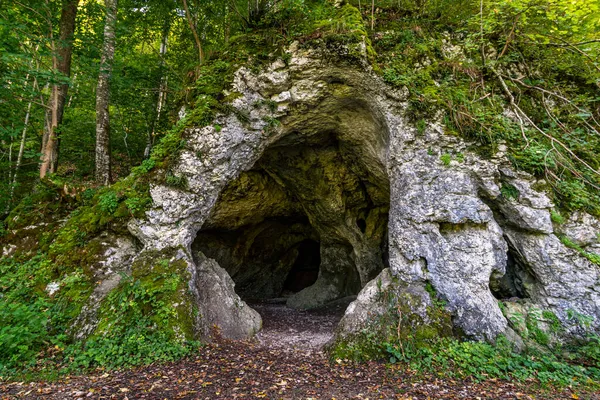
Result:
[1, 0, 599, 218]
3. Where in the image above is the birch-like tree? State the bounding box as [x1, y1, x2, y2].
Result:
[95, 0, 118, 185]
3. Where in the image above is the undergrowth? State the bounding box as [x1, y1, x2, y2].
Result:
[385, 336, 600, 387]
[0, 255, 199, 379]
[331, 289, 600, 388]
[369, 1, 600, 217]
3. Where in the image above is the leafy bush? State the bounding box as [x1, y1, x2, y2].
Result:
[98, 190, 119, 215]
[0, 256, 64, 373]
[385, 336, 600, 386]
[0, 255, 199, 377]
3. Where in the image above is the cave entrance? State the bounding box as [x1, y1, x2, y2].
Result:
[193, 98, 390, 314]
[282, 240, 321, 294]
[490, 237, 536, 300]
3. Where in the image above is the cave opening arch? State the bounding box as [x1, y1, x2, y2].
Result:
[192, 96, 391, 314]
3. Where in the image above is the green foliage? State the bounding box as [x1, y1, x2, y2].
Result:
[371, 0, 600, 217]
[0, 256, 55, 372]
[0, 252, 198, 376]
[164, 173, 187, 189]
[559, 235, 600, 267]
[330, 281, 453, 362]
[135, 158, 156, 174]
[500, 183, 520, 201]
[98, 191, 119, 215]
[67, 273, 198, 370]
[439, 153, 451, 166]
[542, 310, 563, 333]
[555, 180, 600, 216]
[0, 255, 90, 374]
[526, 310, 550, 346]
[66, 326, 198, 370]
[124, 196, 151, 216]
[385, 336, 600, 386]
[330, 279, 600, 388]
[578, 335, 600, 367]
[550, 210, 565, 225]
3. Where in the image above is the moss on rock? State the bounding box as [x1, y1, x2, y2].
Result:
[328, 277, 453, 361]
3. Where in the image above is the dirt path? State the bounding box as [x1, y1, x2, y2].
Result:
[251, 299, 349, 353]
[1, 303, 598, 399]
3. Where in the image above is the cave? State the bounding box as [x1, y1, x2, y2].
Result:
[282, 240, 321, 294]
[489, 237, 536, 300]
[192, 99, 390, 309]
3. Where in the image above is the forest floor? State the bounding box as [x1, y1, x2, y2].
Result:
[1, 301, 598, 400]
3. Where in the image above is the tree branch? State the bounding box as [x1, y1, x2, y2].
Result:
[491, 67, 600, 179]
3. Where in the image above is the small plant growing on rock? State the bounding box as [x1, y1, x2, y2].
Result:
[551, 210, 565, 224]
[98, 191, 119, 215]
[500, 183, 520, 201]
[440, 153, 451, 166]
[165, 173, 188, 189]
[416, 119, 426, 135]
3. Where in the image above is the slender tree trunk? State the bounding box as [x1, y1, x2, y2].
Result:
[8, 137, 13, 184]
[7, 85, 35, 212]
[39, 82, 51, 158]
[182, 0, 203, 64]
[67, 72, 77, 108]
[371, 0, 375, 30]
[39, 0, 79, 178]
[145, 20, 169, 159]
[95, 0, 118, 185]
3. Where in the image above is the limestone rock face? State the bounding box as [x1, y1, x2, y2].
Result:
[65, 40, 599, 344]
[192, 254, 262, 339]
[70, 233, 138, 340]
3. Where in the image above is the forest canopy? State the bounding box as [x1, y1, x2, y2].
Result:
[1, 0, 599, 217]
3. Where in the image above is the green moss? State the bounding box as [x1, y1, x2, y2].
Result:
[71, 249, 198, 370]
[440, 153, 451, 166]
[526, 315, 550, 346]
[560, 235, 600, 267]
[129, 248, 196, 339]
[542, 310, 563, 334]
[307, 3, 376, 67]
[329, 282, 453, 362]
[500, 182, 520, 201]
[551, 210, 565, 225]
[164, 173, 188, 189]
[71, 247, 199, 370]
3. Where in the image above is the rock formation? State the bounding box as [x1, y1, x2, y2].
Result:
[6, 35, 599, 349]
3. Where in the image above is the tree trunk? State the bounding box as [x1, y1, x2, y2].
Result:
[145, 20, 169, 159]
[371, 0, 375, 30]
[95, 0, 118, 185]
[39, 0, 79, 178]
[182, 0, 204, 64]
[7, 85, 34, 212]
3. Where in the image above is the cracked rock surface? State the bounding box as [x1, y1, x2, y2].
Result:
[58, 40, 600, 345]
